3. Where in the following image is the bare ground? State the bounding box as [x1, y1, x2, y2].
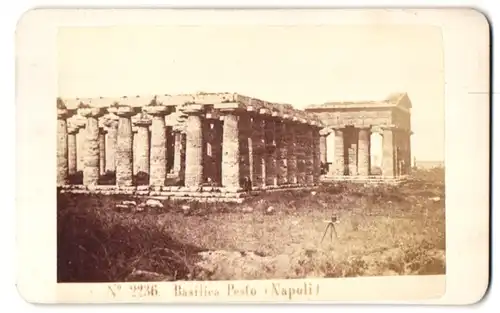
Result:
[57, 168, 445, 282]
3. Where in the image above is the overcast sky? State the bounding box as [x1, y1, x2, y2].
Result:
[58, 24, 444, 161]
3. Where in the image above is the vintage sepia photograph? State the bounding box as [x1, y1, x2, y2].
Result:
[16, 8, 489, 304]
[56, 22, 446, 284]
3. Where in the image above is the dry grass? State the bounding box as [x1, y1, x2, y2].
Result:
[57, 168, 445, 282]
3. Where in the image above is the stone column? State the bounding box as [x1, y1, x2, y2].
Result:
[99, 127, 106, 175]
[357, 127, 371, 176]
[133, 118, 151, 177]
[132, 127, 139, 175]
[334, 127, 345, 176]
[79, 107, 104, 186]
[312, 127, 321, 183]
[76, 124, 85, 172]
[238, 114, 252, 188]
[221, 111, 241, 189]
[382, 126, 395, 177]
[143, 106, 168, 186]
[295, 123, 306, 184]
[57, 109, 69, 185]
[109, 106, 135, 186]
[172, 131, 182, 176]
[304, 125, 315, 184]
[184, 105, 204, 188]
[287, 121, 298, 184]
[251, 115, 265, 188]
[67, 126, 78, 176]
[264, 117, 277, 186]
[319, 133, 327, 165]
[276, 120, 288, 185]
[104, 117, 118, 173]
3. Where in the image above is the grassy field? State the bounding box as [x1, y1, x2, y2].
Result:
[57, 168, 445, 282]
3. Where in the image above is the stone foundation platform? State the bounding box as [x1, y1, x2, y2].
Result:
[320, 175, 408, 185]
[57, 183, 318, 203]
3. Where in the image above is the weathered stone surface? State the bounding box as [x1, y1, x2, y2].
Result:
[67, 126, 78, 175]
[358, 127, 371, 176]
[134, 122, 151, 177]
[286, 122, 297, 184]
[276, 121, 288, 185]
[334, 128, 345, 176]
[149, 113, 167, 186]
[221, 113, 240, 188]
[173, 131, 182, 176]
[99, 128, 106, 175]
[382, 127, 394, 177]
[312, 130, 321, 183]
[295, 124, 306, 184]
[304, 127, 314, 184]
[184, 111, 204, 187]
[251, 116, 265, 188]
[115, 113, 134, 186]
[57, 115, 69, 185]
[238, 114, 251, 188]
[104, 118, 118, 173]
[319, 134, 327, 165]
[82, 116, 100, 186]
[264, 118, 277, 186]
[76, 126, 85, 172]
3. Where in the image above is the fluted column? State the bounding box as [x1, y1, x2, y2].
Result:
[312, 126, 321, 183]
[76, 124, 85, 172]
[264, 117, 277, 186]
[132, 127, 139, 175]
[251, 115, 265, 188]
[67, 126, 78, 176]
[334, 127, 345, 176]
[319, 133, 327, 165]
[57, 108, 70, 185]
[103, 117, 118, 173]
[304, 125, 314, 184]
[276, 121, 288, 185]
[99, 127, 106, 175]
[109, 106, 135, 186]
[221, 111, 241, 189]
[295, 123, 306, 184]
[143, 106, 168, 186]
[173, 131, 182, 176]
[358, 127, 371, 176]
[79, 107, 104, 186]
[184, 105, 204, 188]
[286, 121, 297, 184]
[382, 126, 395, 177]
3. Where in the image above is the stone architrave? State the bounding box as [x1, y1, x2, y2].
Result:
[333, 127, 345, 176]
[67, 126, 78, 176]
[143, 105, 168, 186]
[184, 105, 204, 188]
[382, 126, 395, 177]
[99, 127, 106, 175]
[357, 127, 371, 176]
[108, 105, 135, 186]
[79, 107, 105, 186]
[57, 108, 70, 185]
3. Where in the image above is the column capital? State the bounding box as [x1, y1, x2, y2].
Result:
[142, 105, 168, 116]
[132, 112, 153, 127]
[182, 104, 204, 114]
[78, 107, 105, 118]
[99, 126, 107, 134]
[107, 105, 137, 117]
[67, 126, 79, 135]
[319, 127, 332, 136]
[57, 108, 70, 119]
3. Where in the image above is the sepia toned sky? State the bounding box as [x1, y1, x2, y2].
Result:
[58, 25, 444, 162]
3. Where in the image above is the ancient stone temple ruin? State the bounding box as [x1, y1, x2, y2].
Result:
[57, 93, 324, 202]
[305, 93, 413, 182]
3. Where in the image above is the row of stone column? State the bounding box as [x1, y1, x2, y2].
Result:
[57, 105, 322, 189]
[318, 126, 410, 177]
